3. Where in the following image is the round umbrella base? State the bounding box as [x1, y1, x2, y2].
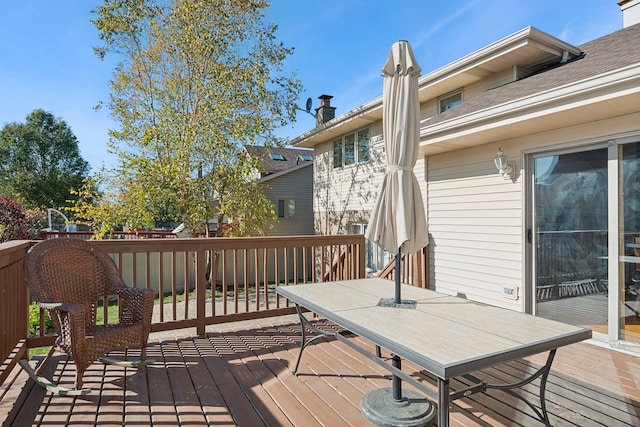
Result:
[360, 387, 436, 427]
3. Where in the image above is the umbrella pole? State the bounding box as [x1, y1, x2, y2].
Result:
[362, 247, 435, 424]
[395, 249, 401, 304]
[393, 248, 403, 401]
[392, 356, 403, 401]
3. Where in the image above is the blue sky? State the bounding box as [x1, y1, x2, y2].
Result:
[0, 1, 623, 173]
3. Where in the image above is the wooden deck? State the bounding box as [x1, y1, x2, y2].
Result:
[1, 317, 639, 427]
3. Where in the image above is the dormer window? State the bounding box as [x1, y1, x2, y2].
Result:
[439, 89, 463, 113]
[269, 153, 285, 161]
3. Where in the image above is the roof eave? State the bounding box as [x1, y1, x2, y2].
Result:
[418, 64, 640, 156]
[291, 26, 580, 148]
[291, 97, 383, 148]
[257, 160, 314, 183]
[417, 26, 582, 97]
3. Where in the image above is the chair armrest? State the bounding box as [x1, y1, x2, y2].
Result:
[38, 301, 85, 314]
[115, 287, 155, 325]
[38, 302, 86, 354]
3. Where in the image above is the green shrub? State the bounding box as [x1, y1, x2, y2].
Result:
[28, 302, 53, 336]
[0, 195, 29, 242]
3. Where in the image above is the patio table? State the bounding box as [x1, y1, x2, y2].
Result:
[276, 277, 592, 426]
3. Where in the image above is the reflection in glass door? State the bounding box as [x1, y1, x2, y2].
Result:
[533, 148, 608, 334]
[619, 143, 640, 344]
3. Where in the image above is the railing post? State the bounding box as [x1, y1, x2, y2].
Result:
[83, 235, 367, 334]
[358, 234, 366, 279]
[195, 247, 207, 336]
[0, 240, 31, 388]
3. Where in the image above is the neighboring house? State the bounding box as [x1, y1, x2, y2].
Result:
[243, 145, 314, 236]
[292, 2, 640, 351]
[174, 145, 314, 238]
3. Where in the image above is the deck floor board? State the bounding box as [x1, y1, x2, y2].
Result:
[1, 318, 639, 427]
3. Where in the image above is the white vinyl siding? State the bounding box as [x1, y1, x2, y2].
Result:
[425, 114, 640, 311]
[427, 147, 522, 310]
[315, 123, 384, 214]
[313, 122, 433, 237]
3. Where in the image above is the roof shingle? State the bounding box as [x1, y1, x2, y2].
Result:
[244, 145, 313, 175]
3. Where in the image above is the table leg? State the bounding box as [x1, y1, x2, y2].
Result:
[483, 349, 556, 426]
[291, 303, 335, 375]
[439, 378, 450, 427]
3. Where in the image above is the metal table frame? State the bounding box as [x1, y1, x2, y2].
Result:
[277, 279, 592, 426]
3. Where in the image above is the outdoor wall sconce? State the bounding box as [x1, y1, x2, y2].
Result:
[494, 148, 515, 179]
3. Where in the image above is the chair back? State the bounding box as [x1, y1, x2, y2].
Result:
[24, 238, 125, 326]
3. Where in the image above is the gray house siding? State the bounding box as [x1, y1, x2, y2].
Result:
[261, 163, 314, 236]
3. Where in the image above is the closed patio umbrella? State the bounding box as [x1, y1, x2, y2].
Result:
[361, 40, 435, 426]
[365, 40, 428, 304]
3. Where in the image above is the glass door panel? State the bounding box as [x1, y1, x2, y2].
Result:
[534, 148, 608, 333]
[619, 143, 640, 344]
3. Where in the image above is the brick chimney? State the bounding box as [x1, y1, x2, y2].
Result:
[315, 94, 336, 126]
[619, 0, 640, 27]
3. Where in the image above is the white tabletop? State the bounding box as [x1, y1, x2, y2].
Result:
[276, 278, 592, 379]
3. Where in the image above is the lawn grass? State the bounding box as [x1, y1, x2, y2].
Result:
[28, 284, 267, 357]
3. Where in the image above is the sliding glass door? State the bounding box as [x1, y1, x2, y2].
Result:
[531, 141, 640, 346]
[618, 143, 640, 344]
[532, 148, 609, 334]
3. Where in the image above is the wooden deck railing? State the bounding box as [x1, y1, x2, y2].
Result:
[322, 244, 363, 282]
[0, 241, 30, 387]
[39, 230, 177, 240]
[0, 234, 365, 388]
[377, 246, 429, 288]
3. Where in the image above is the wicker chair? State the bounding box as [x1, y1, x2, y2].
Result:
[20, 238, 155, 395]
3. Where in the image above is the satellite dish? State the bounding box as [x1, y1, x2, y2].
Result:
[305, 97, 312, 114]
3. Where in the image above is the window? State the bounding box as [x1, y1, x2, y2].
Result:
[333, 128, 370, 168]
[438, 89, 463, 113]
[298, 154, 313, 162]
[358, 130, 370, 163]
[277, 198, 296, 219]
[333, 139, 343, 168]
[349, 222, 392, 273]
[270, 153, 285, 161]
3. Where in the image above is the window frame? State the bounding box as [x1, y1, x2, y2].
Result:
[438, 89, 463, 114]
[349, 222, 392, 273]
[276, 198, 296, 219]
[333, 127, 370, 169]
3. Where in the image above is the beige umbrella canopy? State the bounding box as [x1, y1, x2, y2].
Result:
[366, 40, 428, 274]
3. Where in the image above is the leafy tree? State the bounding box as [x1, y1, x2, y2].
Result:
[215, 152, 275, 236]
[0, 195, 29, 242]
[25, 209, 48, 240]
[90, 0, 302, 236]
[0, 109, 91, 210]
[68, 177, 120, 238]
